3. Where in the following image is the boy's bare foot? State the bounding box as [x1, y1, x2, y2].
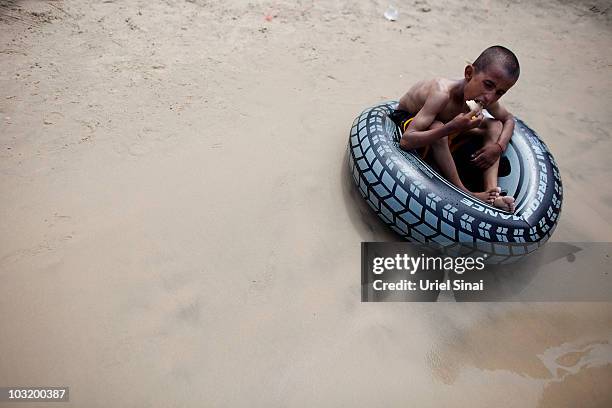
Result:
[472, 187, 499, 204]
[493, 195, 516, 213]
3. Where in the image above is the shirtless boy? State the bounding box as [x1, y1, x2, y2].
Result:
[393, 45, 519, 212]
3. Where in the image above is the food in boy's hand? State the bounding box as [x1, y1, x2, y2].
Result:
[466, 100, 483, 119]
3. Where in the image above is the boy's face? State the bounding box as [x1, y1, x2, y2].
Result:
[464, 63, 516, 107]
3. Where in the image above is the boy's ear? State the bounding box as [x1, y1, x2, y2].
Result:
[464, 65, 475, 81]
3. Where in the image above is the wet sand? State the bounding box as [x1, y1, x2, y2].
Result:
[1, 0, 611, 406]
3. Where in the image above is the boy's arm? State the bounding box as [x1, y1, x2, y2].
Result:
[400, 92, 482, 151]
[470, 102, 514, 169]
[486, 101, 515, 151]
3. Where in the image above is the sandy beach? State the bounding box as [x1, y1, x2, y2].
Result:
[1, 0, 611, 406]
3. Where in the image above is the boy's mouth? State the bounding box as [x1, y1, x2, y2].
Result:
[466, 99, 484, 112]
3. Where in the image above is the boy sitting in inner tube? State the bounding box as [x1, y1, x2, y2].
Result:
[391, 45, 518, 212]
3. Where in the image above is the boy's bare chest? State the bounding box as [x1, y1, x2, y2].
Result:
[436, 101, 466, 123]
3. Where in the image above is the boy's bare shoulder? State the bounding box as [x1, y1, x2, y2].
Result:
[398, 77, 453, 112]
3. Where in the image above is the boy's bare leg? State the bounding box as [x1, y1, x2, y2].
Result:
[428, 121, 499, 204]
[480, 119, 516, 212]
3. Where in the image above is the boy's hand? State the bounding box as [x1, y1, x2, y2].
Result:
[471, 143, 502, 169]
[448, 110, 483, 133]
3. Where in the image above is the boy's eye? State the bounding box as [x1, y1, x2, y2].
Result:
[483, 81, 494, 89]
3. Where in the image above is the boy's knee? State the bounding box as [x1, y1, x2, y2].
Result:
[430, 121, 444, 130]
[432, 135, 449, 148]
[490, 119, 503, 135]
[485, 119, 503, 140]
[429, 122, 446, 148]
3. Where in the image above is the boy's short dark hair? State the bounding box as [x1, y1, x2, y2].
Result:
[473, 46, 520, 80]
